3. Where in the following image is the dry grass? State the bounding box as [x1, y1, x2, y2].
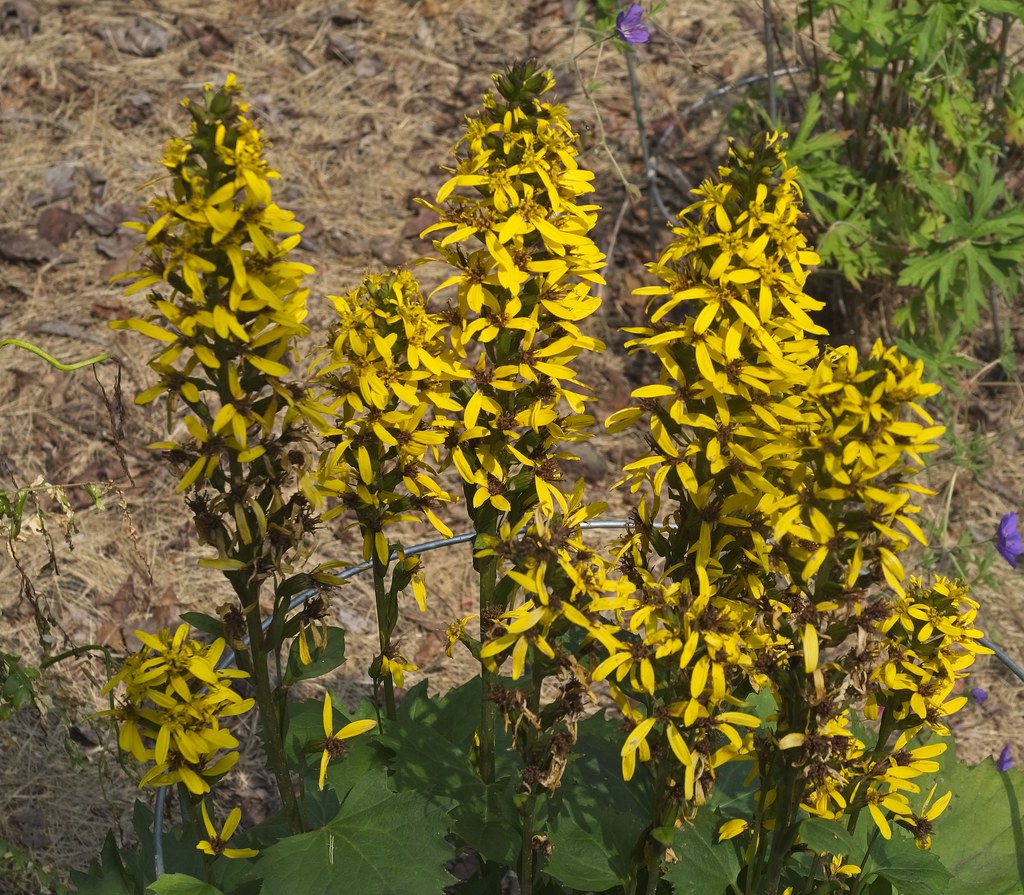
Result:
[1, 0, 1022, 890]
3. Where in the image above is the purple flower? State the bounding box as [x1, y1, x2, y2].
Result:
[615, 4, 650, 45]
[971, 687, 988, 704]
[997, 743, 1013, 772]
[996, 512, 1023, 568]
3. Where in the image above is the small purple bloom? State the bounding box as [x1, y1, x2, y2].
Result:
[997, 743, 1013, 772]
[971, 687, 988, 704]
[996, 512, 1023, 568]
[615, 4, 650, 45]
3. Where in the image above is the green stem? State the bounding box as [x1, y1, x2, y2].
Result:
[39, 642, 112, 669]
[178, 784, 214, 885]
[636, 758, 670, 895]
[849, 827, 881, 895]
[520, 791, 538, 895]
[476, 548, 499, 784]
[0, 338, 109, 371]
[761, 760, 803, 895]
[746, 753, 775, 895]
[644, 840, 663, 895]
[519, 651, 545, 895]
[240, 592, 304, 833]
[371, 552, 397, 722]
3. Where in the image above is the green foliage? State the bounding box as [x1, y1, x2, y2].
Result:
[930, 756, 1024, 893]
[1, 835, 73, 895]
[258, 770, 455, 895]
[282, 625, 346, 685]
[774, 0, 1024, 370]
[0, 651, 41, 720]
[147, 875, 225, 895]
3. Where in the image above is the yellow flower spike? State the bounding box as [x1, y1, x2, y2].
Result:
[197, 803, 259, 859]
[318, 693, 377, 791]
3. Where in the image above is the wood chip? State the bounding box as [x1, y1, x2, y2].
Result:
[36, 207, 84, 247]
[0, 227, 56, 263]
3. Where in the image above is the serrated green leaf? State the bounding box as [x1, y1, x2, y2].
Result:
[927, 758, 1024, 894]
[450, 781, 521, 866]
[146, 874, 225, 895]
[69, 833, 134, 895]
[544, 714, 651, 891]
[257, 770, 454, 895]
[664, 810, 742, 895]
[282, 626, 346, 685]
[871, 830, 951, 895]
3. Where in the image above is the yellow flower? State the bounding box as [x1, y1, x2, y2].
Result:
[896, 783, 952, 849]
[445, 614, 478, 658]
[197, 803, 259, 859]
[317, 693, 376, 791]
[860, 783, 912, 840]
[718, 818, 748, 842]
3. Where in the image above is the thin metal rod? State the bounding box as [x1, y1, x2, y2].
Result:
[980, 635, 1024, 685]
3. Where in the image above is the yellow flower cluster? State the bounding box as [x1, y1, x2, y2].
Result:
[875, 575, 990, 735]
[99, 624, 253, 795]
[476, 481, 629, 679]
[314, 270, 460, 564]
[587, 133, 979, 860]
[420, 61, 606, 521]
[112, 74, 332, 585]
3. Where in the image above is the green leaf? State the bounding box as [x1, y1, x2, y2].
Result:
[179, 612, 223, 639]
[450, 781, 521, 866]
[69, 833, 134, 895]
[799, 816, 857, 857]
[544, 714, 652, 891]
[664, 810, 742, 895]
[383, 677, 522, 803]
[871, 830, 951, 895]
[927, 758, 1024, 894]
[146, 875, 225, 895]
[284, 695, 385, 795]
[282, 626, 346, 684]
[257, 769, 454, 895]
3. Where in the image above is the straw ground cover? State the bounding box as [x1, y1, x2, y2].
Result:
[2, 1, 1024, 891]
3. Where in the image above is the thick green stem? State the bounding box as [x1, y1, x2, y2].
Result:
[477, 551, 499, 784]
[849, 827, 881, 895]
[643, 842, 663, 895]
[520, 791, 538, 895]
[371, 553, 397, 722]
[178, 784, 214, 885]
[746, 773, 771, 895]
[761, 760, 802, 895]
[518, 653, 545, 895]
[636, 760, 671, 895]
[241, 598, 304, 833]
